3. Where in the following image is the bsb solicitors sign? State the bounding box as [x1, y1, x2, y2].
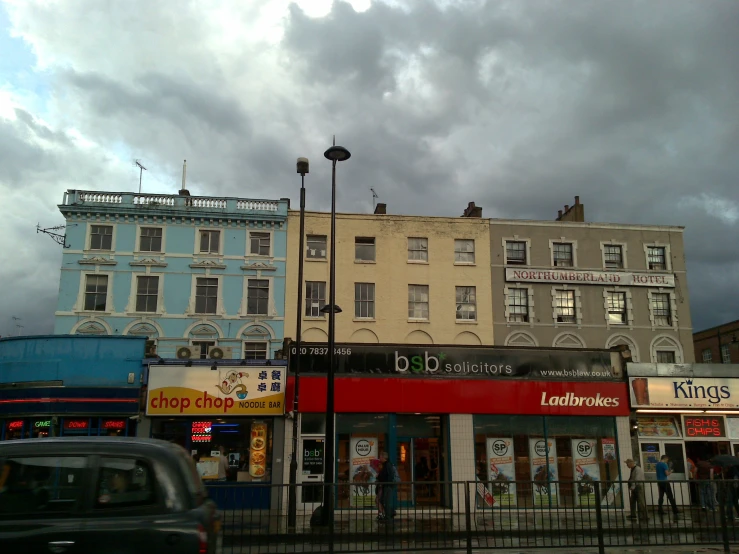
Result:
[505, 268, 675, 288]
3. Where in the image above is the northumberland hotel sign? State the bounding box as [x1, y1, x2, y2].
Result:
[505, 268, 675, 287]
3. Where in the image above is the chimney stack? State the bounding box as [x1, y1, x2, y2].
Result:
[556, 196, 585, 222]
[462, 201, 482, 218]
[374, 203, 386, 215]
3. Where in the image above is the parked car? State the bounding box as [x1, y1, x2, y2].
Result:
[0, 437, 219, 553]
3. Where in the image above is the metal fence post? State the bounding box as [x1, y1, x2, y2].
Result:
[594, 481, 605, 554]
[719, 481, 730, 554]
[464, 482, 473, 554]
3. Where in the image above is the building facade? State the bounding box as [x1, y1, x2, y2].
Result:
[54, 189, 289, 360]
[693, 320, 739, 364]
[0, 335, 146, 440]
[284, 202, 493, 346]
[491, 198, 694, 363]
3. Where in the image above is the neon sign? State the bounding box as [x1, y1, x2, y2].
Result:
[64, 419, 89, 430]
[684, 417, 725, 437]
[102, 420, 126, 430]
[7, 420, 23, 431]
[191, 421, 212, 443]
[34, 420, 51, 429]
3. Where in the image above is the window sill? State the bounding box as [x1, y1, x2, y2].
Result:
[354, 260, 376, 264]
[76, 311, 111, 316]
[455, 320, 478, 325]
[306, 258, 328, 263]
[407, 318, 430, 324]
[407, 260, 429, 265]
[194, 252, 223, 257]
[243, 313, 270, 318]
[304, 316, 326, 321]
[454, 262, 476, 266]
[505, 262, 528, 267]
[506, 320, 532, 325]
[83, 249, 114, 254]
[134, 250, 164, 255]
[246, 254, 273, 259]
[353, 318, 376, 323]
[127, 312, 162, 317]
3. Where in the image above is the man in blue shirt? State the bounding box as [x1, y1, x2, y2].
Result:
[656, 455, 680, 515]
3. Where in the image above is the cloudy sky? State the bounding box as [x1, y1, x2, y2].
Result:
[1, 0, 737, 337]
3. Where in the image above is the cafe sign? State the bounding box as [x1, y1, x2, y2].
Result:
[629, 376, 739, 409]
[147, 365, 286, 416]
[505, 268, 675, 288]
[290, 344, 616, 381]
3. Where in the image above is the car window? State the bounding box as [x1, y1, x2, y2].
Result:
[95, 458, 157, 509]
[0, 456, 88, 519]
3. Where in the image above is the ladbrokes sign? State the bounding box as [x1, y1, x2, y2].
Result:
[290, 344, 616, 381]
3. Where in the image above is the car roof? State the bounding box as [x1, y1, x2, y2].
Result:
[0, 437, 187, 461]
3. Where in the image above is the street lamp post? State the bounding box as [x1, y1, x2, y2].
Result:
[288, 157, 309, 529]
[322, 142, 351, 528]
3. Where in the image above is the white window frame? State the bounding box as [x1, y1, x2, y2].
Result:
[549, 238, 578, 268]
[454, 239, 475, 265]
[502, 237, 531, 266]
[603, 288, 633, 327]
[188, 275, 223, 316]
[650, 334, 683, 363]
[354, 283, 376, 320]
[407, 237, 429, 263]
[504, 285, 534, 325]
[722, 344, 731, 363]
[85, 222, 115, 252]
[306, 235, 328, 260]
[243, 341, 269, 360]
[246, 277, 271, 316]
[647, 289, 677, 330]
[644, 243, 672, 271]
[195, 227, 223, 255]
[408, 284, 430, 321]
[655, 350, 676, 363]
[127, 272, 165, 315]
[135, 225, 166, 254]
[702, 349, 713, 363]
[247, 229, 273, 257]
[551, 286, 582, 325]
[77, 271, 114, 314]
[455, 286, 477, 322]
[600, 241, 628, 270]
[305, 281, 326, 318]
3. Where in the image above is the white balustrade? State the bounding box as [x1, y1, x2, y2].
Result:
[237, 200, 279, 211]
[78, 192, 122, 204]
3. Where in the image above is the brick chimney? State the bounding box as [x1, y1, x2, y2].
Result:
[556, 196, 585, 222]
[374, 203, 386, 215]
[462, 201, 482, 218]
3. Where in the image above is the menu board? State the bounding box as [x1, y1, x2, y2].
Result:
[728, 418, 739, 440]
[636, 417, 680, 438]
[249, 421, 268, 479]
[197, 457, 219, 480]
[640, 443, 660, 473]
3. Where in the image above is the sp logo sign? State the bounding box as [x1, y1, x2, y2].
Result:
[355, 439, 372, 457]
[491, 440, 509, 457]
[534, 440, 548, 458]
[576, 441, 592, 458]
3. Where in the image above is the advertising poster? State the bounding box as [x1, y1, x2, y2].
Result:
[601, 438, 616, 462]
[572, 439, 600, 506]
[349, 437, 378, 507]
[249, 421, 268, 479]
[486, 437, 517, 506]
[146, 365, 286, 416]
[197, 457, 219, 480]
[302, 439, 325, 476]
[529, 439, 558, 506]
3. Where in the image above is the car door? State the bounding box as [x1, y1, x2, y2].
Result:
[77, 455, 201, 554]
[0, 453, 90, 553]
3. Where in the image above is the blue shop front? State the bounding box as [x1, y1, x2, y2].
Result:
[0, 335, 146, 440]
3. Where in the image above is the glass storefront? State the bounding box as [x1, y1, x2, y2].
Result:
[336, 413, 449, 508]
[1, 417, 136, 440]
[151, 417, 273, 482]
[474, 415, 621, 508]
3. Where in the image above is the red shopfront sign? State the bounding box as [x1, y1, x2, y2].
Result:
[102, 419, 126, 430]
[64, 419, 89, 430]
[287, 376, 630, 416]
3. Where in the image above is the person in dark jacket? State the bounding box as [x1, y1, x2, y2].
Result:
[377, 452, 397, 521]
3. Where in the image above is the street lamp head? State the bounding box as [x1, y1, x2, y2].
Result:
[324, 145, 351, 162]
[320, 304, 343, 314]
[297, 157, 309, 175]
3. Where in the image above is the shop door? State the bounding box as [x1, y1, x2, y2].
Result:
[396, 438, 442, 507]
[298, 436, 324, 508]
[396, 439, 413, 506]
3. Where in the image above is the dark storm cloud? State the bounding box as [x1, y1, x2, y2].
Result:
[1, 0, 738, 335]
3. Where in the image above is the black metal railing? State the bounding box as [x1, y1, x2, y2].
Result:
[205, 479, 739, 554]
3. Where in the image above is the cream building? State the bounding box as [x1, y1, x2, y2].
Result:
[492, 197, 694, 362]
[284, 202, 493, 345]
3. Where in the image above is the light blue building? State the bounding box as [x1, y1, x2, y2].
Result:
[54, 189, 289, 360]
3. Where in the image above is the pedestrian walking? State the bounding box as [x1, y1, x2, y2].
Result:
[656, 455, 680, 515]
[377, 452, 398, 521]
[695, 457, 716, 511]
[722, 465, 739, 520]
[625, 459, 649, 520]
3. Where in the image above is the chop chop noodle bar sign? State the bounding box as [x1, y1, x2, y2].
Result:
[147, 365, 286, 416]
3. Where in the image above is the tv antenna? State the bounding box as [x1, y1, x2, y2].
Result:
[36, 223, 74, 248]
[135, 159, 147, 194]
[370, 188, 378, 211]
